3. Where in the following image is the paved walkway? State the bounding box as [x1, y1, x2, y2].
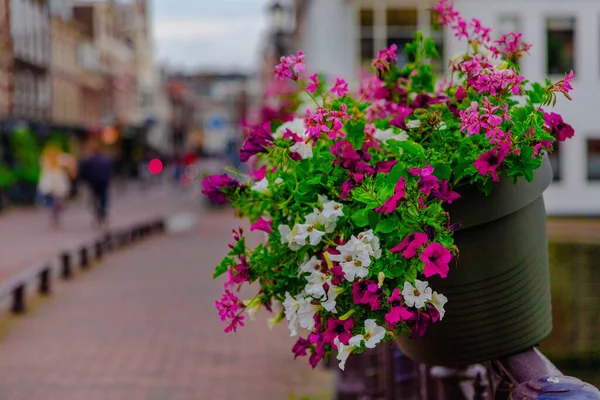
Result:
[0, 181, 201, 283]
[0, 209, 333, 400]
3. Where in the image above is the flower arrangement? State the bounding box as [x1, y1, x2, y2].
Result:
[203, 0, 574, 370]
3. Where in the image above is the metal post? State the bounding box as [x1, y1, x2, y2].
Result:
[61, 252, 72, 279]
[104, 233, 113, 252]
[79, 246, 89, 269]
[38, 267, 51, 295]
[11, 284, 25, 314]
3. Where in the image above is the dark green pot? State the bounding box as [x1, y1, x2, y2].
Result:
[397, 156, 553, 366]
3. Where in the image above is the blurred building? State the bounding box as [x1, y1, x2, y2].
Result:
[288, 0, 599, 215]
[9, 0, 51, 128]
[0, 0, 11, 117]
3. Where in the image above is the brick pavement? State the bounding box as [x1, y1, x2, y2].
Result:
[0, 209, 333, 400]
[0, 182, 202, 283]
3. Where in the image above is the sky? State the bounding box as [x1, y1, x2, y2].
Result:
[151, 0, 270, 72]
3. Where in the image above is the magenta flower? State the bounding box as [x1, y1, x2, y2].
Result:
[339, 180, 355, 201]
[351, 280, 382, 311]
[491, 32, 532, 61]
[249, 165, 267, 181]
[473, 145, 510, 181]
[305, 108, 330, 138]
[330, 140, 361, 169]
[326, 103, 352, 139]
[420, 242, 452, 278]
[533, 140, 553, 157]
[201, 174, 240, 204]
[470, 18, 491, 43]
[431, 180, 461, 204]
[239, 122, 273, 162]
[459, 101, 486, 136]
[454, 85, 467, 102]
[224, 315, 245, 333]
[375, 160, 397, 173]
[274, 51, 305, 81]
[389, 106, 414, 130]
[384, 289, 413, 329]
[544, 112, 574, 142]
[409, 165, 439, 195]
[390, 232, 428, 258]
[556, 70, 574, 97]
[433, 0, 460, 27]
[250, 217, 273, 234]
[375, 177, 406, 214]
[408, 305, 440, 338]
[215, 289, 240, 321]
[306, 73, 319, 94]
[372, 44, 397, 71]
[323, 318, 354, 345]
[292, 337, 311, 359]
[331, 78, 349, 97]
[224, 256, 251, 288]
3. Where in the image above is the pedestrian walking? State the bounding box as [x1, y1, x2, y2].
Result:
[38, 145, 77, 228]
[79, 140, 112, 228]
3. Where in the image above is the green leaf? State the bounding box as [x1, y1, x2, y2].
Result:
[432, 163, 452, 181]
[376, 218, 398, 234]
[351, 209, 369, 227]
[386, 163, 408, 186]
[213, 258, 231, 279]
[351, 187, 379, 209]
[395, 140, 425, 156]
[368, 210, 380, 229]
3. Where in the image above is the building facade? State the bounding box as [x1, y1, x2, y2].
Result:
[0, 0, 11, 117]
[9, 0, 51, 124]
[291, 0, 599, 215]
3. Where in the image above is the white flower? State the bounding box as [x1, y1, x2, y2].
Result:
[274, 177, 283, 185]
[294, 223, 325, 246]
[251, 178, 269, 193]
[406, 120, 421, 129]
[334, 337, 354, 370]
[304, 271, 330, 299]
[374, 128, 409, 144]
[298, 255, 322, 275]
[430, 291, 448, 320]
[305, 208, 336, 233]
[322, 200, 344, 220]
[243, 297, 262, 319]
[402, 280, 433, 309]
[437, 122, 447, 130]
[290, 139, 313, 159]
[329, 236, 372, 282]
[297, 296, 318, 331]
[349, 319, 386, 349]
[274, 117, 306, 139]
[322, 284, 342, 313]
[356, 229, 382, 259]
[278, 224, 303, 251]
[283, 292, 300, 336]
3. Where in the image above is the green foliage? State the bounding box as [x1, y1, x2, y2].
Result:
[11, 128, 41, 184]
[0, 165, 16, 189]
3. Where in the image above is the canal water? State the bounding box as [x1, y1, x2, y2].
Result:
[542, 242, 600, 385]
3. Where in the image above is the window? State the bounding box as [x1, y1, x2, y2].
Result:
[359, 8, 374, 64]
[546, 17, 575, 75]
[386, 8, 417, 67]
[587, 139, 600, 180]
[548, 143, 561, 181]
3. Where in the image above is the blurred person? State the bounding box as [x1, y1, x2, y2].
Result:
[79, 140, 112, 228]
[38, 145, 77, 228]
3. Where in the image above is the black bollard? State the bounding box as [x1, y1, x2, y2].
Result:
[94, 240, 103, 261]
[61, 252, 72, 279]
[38, 266, 51, 295]
[11, 284, 25, 314]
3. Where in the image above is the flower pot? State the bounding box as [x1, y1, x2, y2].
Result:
[397, 156, 553, 366]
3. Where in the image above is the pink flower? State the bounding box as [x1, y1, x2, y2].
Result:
[408, 305, 439, 338]
[473, 145, 510, 181]
[555, 70, 574, 98]
[201, 174, 240, 204]
[433, 0, 460, 27]
[470, 18, 491, 43]
[274, 51, 305, 81]
[305, 73, 319, 94]
[331, 78, 349, 97]
[305, 108, 330, 138]
[455, 85, 467, 102]
[491, 32, 532, 61]
[224, 257, 251, 288]
[372, 44, 397, 71]
[326, 103, 352, 139]
[389, 107, 414, 130]
[390, 232, 429, 258]
[224, 315, 245, 333]
[459, 101, 486, 136]
[249, 165, 267, 181]
[409, 165, 439, 195]
[323, 318, 354, 345]
[375, 177, 406, 214]
[544, 112, 574, 142]
[533, 140, 553, 157]
[239, 122, 273, 162]
[420, 242, 452, 278]
[250, 217, 273, 234]
[292, 337, 311, 359]
[375, 160, 397, 173]
[385, 289, 413, 329]
[432, 180, 461, 204]
[351, 280, 382, 311]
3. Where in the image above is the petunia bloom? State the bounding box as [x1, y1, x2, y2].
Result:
[420, 242, 452, 278]
[384, 288, 413, 328]
[390, 232, 429, 258]
[323, 318, 354, 345]
[239, 122, 273, 162]
[250, 217, 273, 234]
[544, 112, 575, 142]
[375, 177, 406, 214]
[473, 145, 510, 181]
[402, 280, 433, 309]
[201, 174, 240, 204]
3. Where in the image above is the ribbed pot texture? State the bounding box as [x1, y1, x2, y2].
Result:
[396, 156, 554, 366]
